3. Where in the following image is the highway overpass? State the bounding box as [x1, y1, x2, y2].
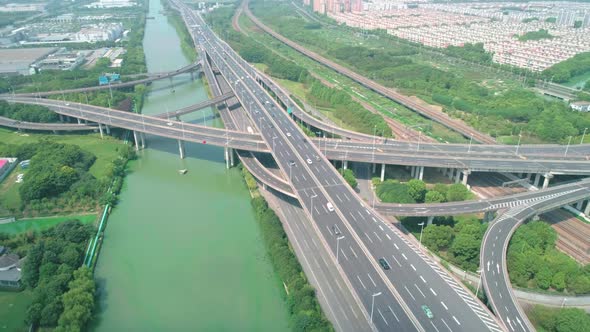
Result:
[173, 2, 504, 331]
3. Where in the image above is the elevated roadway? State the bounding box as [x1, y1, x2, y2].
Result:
[0, 115, 95, 131]
[178, 3, 503, 331]
[243, 3, 496, 144]
[6, 62, 201, 98]
[374, 178, 590, 216]
[153, 91, 234, 119]
[3, 96, 268, 152]
[481, 181, 590, 332]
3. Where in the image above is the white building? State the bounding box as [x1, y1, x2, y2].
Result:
[570, 101, 590, 112]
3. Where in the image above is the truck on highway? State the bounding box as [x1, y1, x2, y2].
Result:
[247, 126, 254, 134]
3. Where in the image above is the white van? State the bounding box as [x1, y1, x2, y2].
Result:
[326, 202, 335, 212]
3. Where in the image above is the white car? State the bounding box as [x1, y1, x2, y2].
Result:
[306, 159, 312, 164]
[167, 122, 173, 126]
[286, 132, 292, 137]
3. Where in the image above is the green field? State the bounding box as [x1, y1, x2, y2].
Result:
[0, 290, 32, 332]
[0, 214, 97, 234]
[0, 128, 124, 179]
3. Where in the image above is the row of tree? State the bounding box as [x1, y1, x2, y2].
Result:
[20, 220, 95, 328]
[413, 215, 487, 272]
[507, 221, 590, 294]
[0, 100, 58, 123]
[529, 305, 590, 332]
[251, 196, 334, 331]
[375, 179, 471, 204]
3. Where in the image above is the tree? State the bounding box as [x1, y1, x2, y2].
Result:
[425, 190, 445, 203]
[55, 267, 96, 332]
[446, 183, 470, 202]
[22, 241, 44, 288]
[407, 179, 426, 202]
[376, 180, 415, 203]
[422, 225, 453, 251]
[555, 308, 590, 332]
[339, 168, 358, 188]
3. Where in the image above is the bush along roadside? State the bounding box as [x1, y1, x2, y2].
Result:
[241, 167, 333, 331]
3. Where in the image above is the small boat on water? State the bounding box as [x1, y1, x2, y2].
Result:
[178, 169, 188, 175]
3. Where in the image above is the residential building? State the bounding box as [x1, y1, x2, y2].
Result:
[0, 246, 22, 289]
[571, 101, 590, 112]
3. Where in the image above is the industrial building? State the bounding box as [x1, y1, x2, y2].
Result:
[0, 47, 55, 76]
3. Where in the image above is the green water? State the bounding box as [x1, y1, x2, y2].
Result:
[90, 0, 290, 330]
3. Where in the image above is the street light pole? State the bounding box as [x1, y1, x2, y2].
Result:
[417, 131, 422, 152]
[581, 128, 588, 145]
[310, 194, 317, 219]
[475, 268, 483, 298]
[564, 136, 572, 157]
[515, 129, 523, 155]
[370, 292, 382, 325]
[336, 235, 345, 263]
[468, 133, 473, 153]
[418, 222, 425, 248]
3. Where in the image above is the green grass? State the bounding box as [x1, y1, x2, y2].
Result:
[0, 290, 32, 332]
[0, 214, 97, 234]
[0, 128, 123, 179]
[0, 166, 22, 216]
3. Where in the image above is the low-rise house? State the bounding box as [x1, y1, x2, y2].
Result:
[570, 101, 590, 112]
[0, 246, 22, 289]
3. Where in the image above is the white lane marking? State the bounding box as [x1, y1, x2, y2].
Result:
[430, 321, 440, 332]
[388, 305, 400, 322]
[441, 301, 448, 310]
[357, 210, 364, 219]
[404, 286, 416, 300]
[349, 212, 358, 222]
[394, 243, 399, 250]
[303, 239, 310, 249]
[326, 225, 333, 236]
[430, 288, 437, 296]
[414, 284, 426, 298]
[350, 246, 358, 258]
[402, 253, 408, 260]
[365, 209, 371, 215]
[386, 234, 391, 240]
[373, 232, 382, 242]
[335, 194, 343, 203]
[453, 316, 461, 325]
[365, 233, 374, 243]
[378, 309, 389, 326]
[441, 318, 452, 332]
[338, 306, 350, 322]
[410, 264, 416, 271]
[379, 225, 384, 231]
[420, 276, 426, 283]
[340, 249, 349, 261]
[356, 275, 366, 290]
[301, 173, 307, 181]
[367, 273, 377, 287]
[391, 255, 402, 267]
[294, 175, 299, 182]
[335, 279, 344, 293]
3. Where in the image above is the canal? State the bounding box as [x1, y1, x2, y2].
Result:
[90, 0, 290, 330]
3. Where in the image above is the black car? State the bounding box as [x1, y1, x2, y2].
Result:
[378, 258, 390, 270]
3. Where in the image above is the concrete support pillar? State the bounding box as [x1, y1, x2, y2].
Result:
[483, 211, 494, 223]
[427, 216, 434, 226]
[140, 132, 146, 149]
[418, 166, 424, 181]
[533, 173, 541, 187]
[77, 118, 82, 124]
[448, 168, 455, 180]
[532, 214, 540, 221]
[372, 163, 376, 174]
[133, 131, 139, 151]
[462, 169, 470, 186]
[584, 200, 590, 216]
[575, 201, 584, 211]
[454, 168, 461, 183]
[343, 160, 348, 170]
[224, 147, 230, 169]
[178, 140, 185, 159]
[59, 114, 64, 122]
[410, 166, 416, 178]
[380, 163, 386, 182]
[230, 148, 235, 167]
[526, 173, 532, 181]
[98, 123, 104, 139]
[105, 125, 110, 135]
[542, 173, 553, 189]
